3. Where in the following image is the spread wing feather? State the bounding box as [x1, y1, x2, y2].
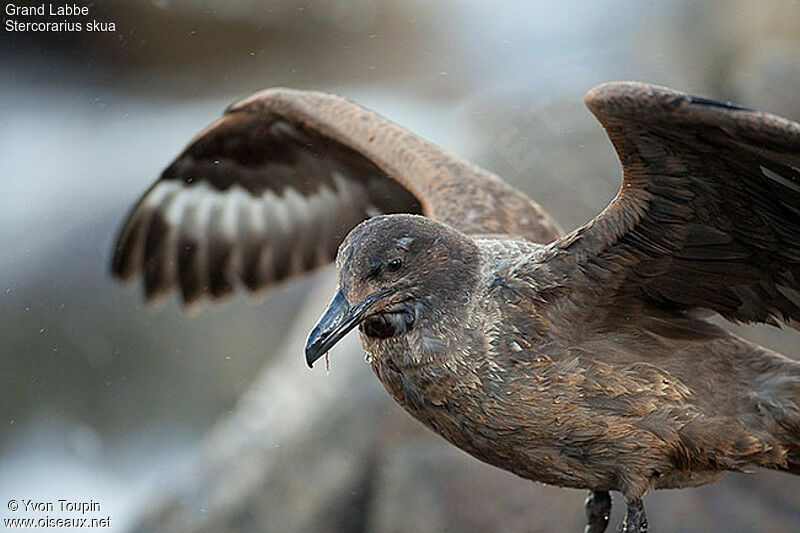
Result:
[112, 88, 561, 305]
[543, 82, 800, 328]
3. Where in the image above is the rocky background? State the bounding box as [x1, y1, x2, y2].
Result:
[2, 1, 799, 531]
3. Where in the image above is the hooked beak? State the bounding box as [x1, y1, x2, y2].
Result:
[305, 287, 395, 368]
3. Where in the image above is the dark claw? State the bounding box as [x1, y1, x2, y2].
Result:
[585, 490, 611, 533]
[619, 499, 647, 533]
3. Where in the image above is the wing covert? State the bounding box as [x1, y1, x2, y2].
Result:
[112, 88, 561, 305]
[540, 82, 800, 328]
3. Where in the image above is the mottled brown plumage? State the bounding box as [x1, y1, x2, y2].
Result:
[112, 82, 800, 532]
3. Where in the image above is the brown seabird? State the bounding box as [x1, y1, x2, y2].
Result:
[112, 82, 800, 533]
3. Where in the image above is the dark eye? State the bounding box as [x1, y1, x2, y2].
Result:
[386, 258, 402, 273]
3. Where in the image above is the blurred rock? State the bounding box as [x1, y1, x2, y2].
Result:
[131, 273, 384, 532]
[729, 39, 800, 120]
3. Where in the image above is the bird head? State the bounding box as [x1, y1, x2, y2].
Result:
[305, 214, 480, 368]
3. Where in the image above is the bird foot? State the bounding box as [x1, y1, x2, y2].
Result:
[584, 490, 611, 533]
[619, 499, 647, 533]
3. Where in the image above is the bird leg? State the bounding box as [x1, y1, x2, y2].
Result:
[619, 499, 647, 533]
[584, 490, 611, 533]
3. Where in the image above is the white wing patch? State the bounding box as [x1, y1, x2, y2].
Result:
[120, 170, 385, 304]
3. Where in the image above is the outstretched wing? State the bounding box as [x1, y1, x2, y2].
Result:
[540, 82, 800, 328]
[112, 88, 561, 305]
